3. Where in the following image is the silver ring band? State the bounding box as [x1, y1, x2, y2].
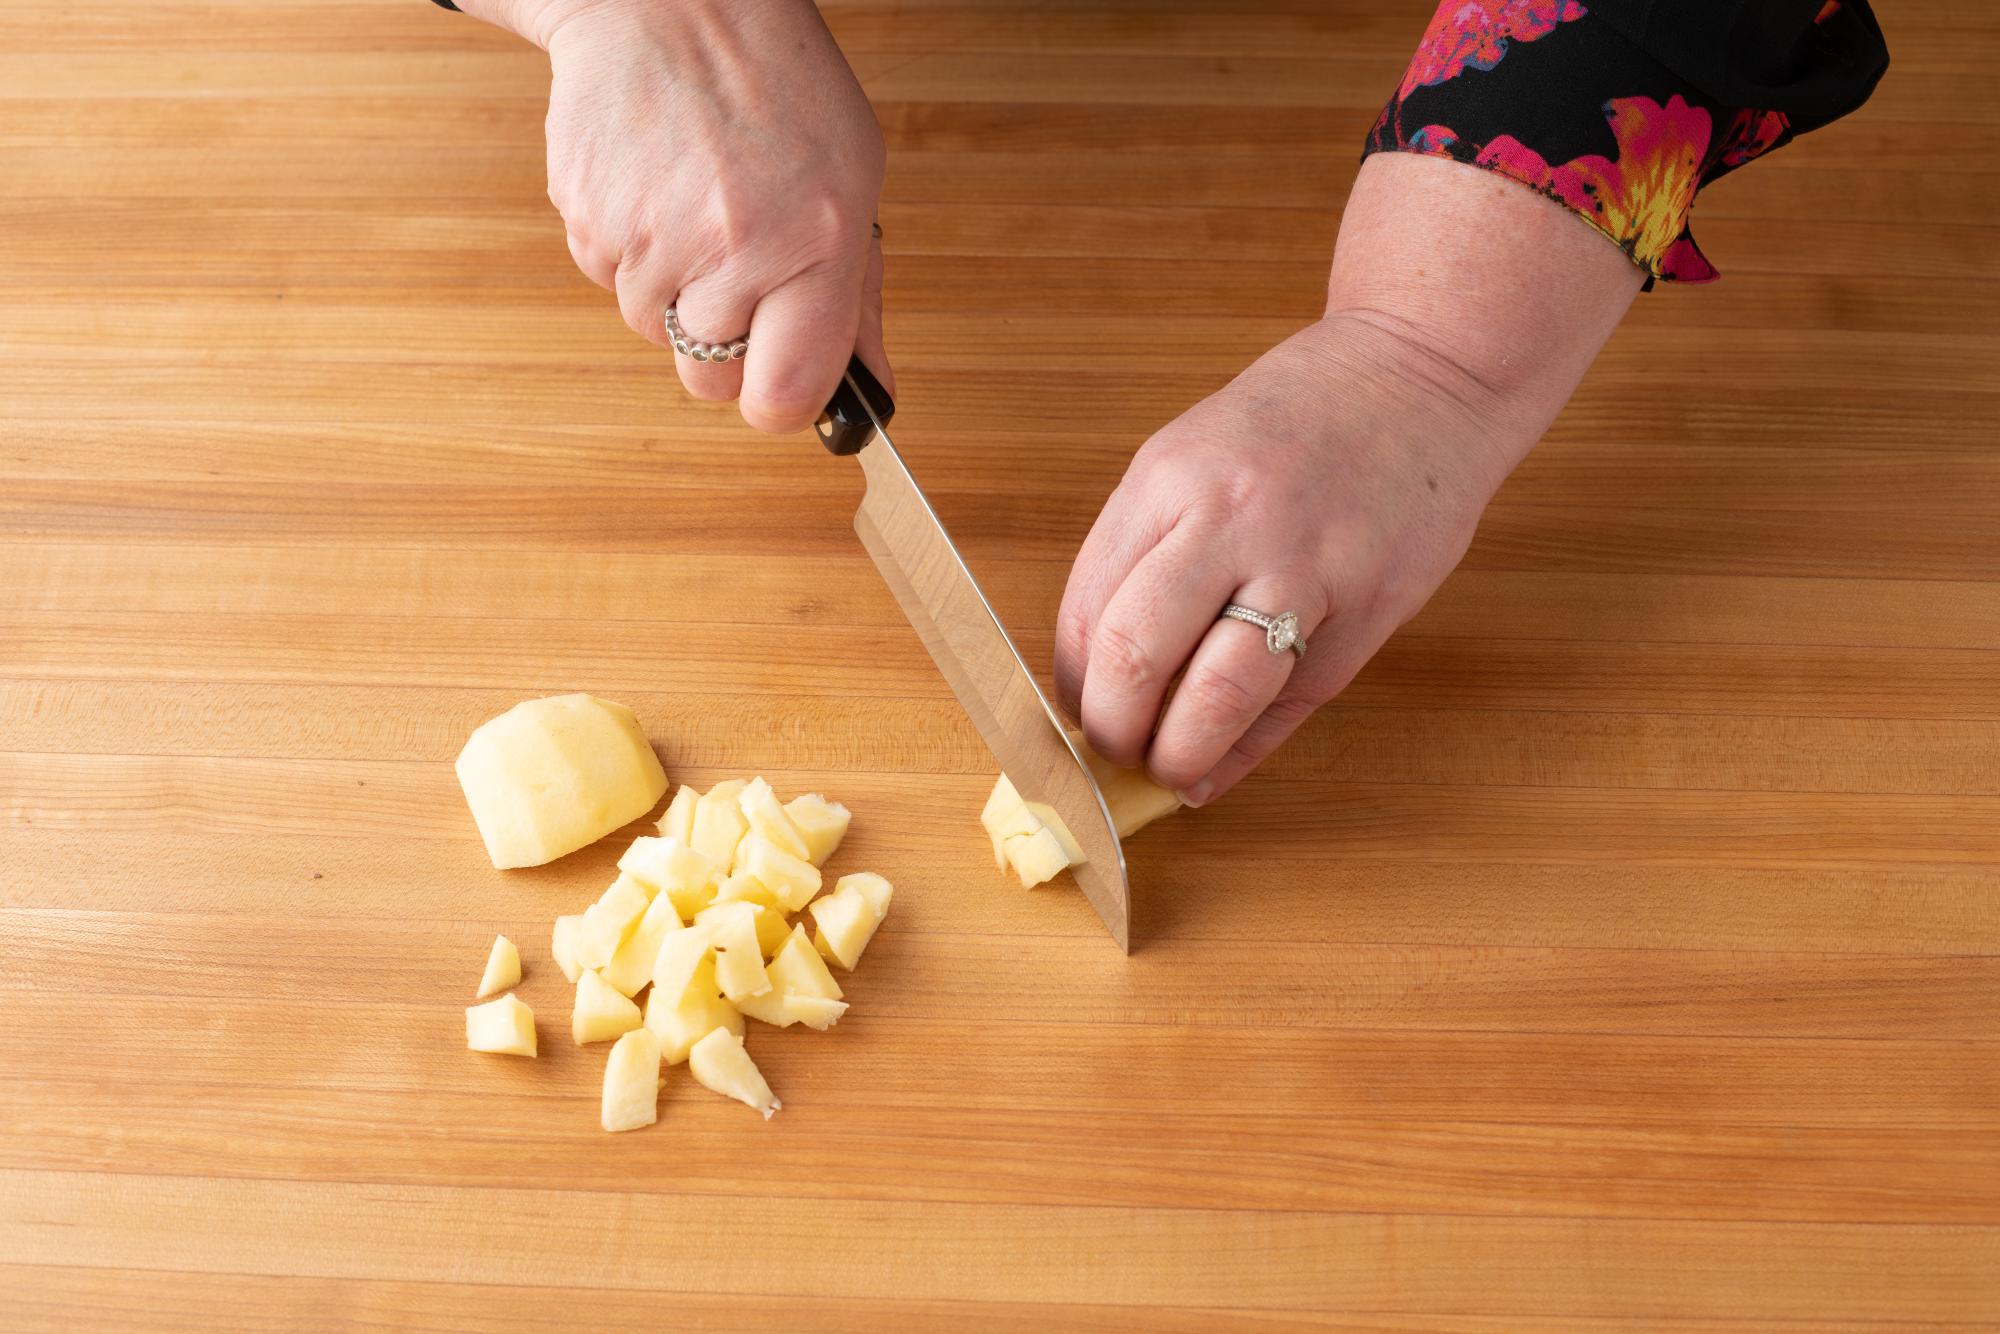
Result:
[664, 307, 748, 364]
[1220, 603, 1306, 658]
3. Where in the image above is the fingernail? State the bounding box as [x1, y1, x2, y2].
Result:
[1177, 780, 1215, 809]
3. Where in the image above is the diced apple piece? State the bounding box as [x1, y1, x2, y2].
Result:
[454, 693, 667, 869]
[616, 835, 704, 898]
[729, 987, 798, 1029]
[688, 1028, 780, 1119]
[1002, 827, 1072, 889]
[712, 870, 781, 909]
[808, 872, 892, 970]
[769, 924, 843, 1001]
[980, 774, 1042, 872]
[783, 995, 849, 1031]
[690, 781, 749, 867]
[600, 1028, 663, 1133]
[656, 784, 698, 844]
[1072, 729, 1182, 838]
[739, 832, 822, 911]
[600, 892, 683, 997]
[643, 985, 744, 1065]
[572, 968, 643, 1045]
[698, 900, 771, 1001]
[783, 793, 851, 867]
[738, 777, 810, 861]
[573, 872, 651, 971]
[551, 914, 585, 984]
[650, 923, 716, 1004]
[475, 934, 520, 999]
[465, 993, 537, 1056]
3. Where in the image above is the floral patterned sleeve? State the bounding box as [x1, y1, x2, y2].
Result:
[1365, 0, 1889, 284]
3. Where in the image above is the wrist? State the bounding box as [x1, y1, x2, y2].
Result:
[1289, 310, 1540, 497]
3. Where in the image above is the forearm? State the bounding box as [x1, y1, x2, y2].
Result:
[1320, 152, 1644, 491]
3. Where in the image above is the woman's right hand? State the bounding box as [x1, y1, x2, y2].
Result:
[520, 0, 890, 431]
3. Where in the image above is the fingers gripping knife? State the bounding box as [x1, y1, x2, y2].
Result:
[817, 356, 1132, 951]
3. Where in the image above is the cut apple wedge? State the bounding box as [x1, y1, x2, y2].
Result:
[739, 832, 821, 911]
[978, 739, 1180, 888]
[784, 995, 849, 1031]
[738, 777, 811, 861]
[466, 993, 538, 1056]
[688, 1028, 780, 1119]
[769, 924, 842, 1002]
[601, 891, 684, 997]
[550, 914, 585, 984]
[732, 924, 843, 1030]
[690, 781, 749, 867]
[600, 1028, 663, 1133]
[783, 794, 850, 867]
[573, 872, 652, 972]
[656, 784, 698, 845]
[809, 872, 892, 970]
[454, 693, 667, 869]
[729, 988, 798, 1028]
[650, 924, 715, 1002]
[644, 985, 744, 1065]
[697, 900, 772, 1001]
[475, 934, 520, 999]
[617, 836, 716, 900]
[572, 968, 644, 1045]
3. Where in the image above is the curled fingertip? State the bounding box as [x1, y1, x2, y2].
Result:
[1176, 778, 1217, 809]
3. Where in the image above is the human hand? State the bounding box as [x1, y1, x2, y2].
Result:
[535, 0, 889, 430]
[1053, 152, 1643, 807]
[1052, 313, 1532, 806]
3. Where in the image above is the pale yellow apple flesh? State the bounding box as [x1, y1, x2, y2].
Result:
[465, 993, 537, 1056]
[475, 934, 520, 999]
[783, 793, 850, 866]
[463, 767, 903, 1128]
[600, 1028, 663, 1133]
[600, 891, 683, 997]
[739, 776, 811, 860]
[688, 1027, 781, 1119]
[573, 873, 652, 972]
[454, 693, 667, 869]
[783, 995, 849, 1030]
[977, 739, 1180, 887]
[697, 899, 772, 1002]
[550, 914, 585, 984]
[571, 968, 644, 1045]
[644, 984, 744, 1065]
[690, 781, 749, 867]
[739, 833, 821, 911]
[656, 784, 698, 845]
[809, 872, 892, 970]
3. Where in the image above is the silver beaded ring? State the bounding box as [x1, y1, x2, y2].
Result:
[663, 307, 748, 364]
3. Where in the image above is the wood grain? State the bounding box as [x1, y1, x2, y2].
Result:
[3, 0, 1996, 1326]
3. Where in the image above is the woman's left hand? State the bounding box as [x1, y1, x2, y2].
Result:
[1052, 312, 1527, 807]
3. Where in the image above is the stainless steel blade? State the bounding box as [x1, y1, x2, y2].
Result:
[840, 378, 1131, 951]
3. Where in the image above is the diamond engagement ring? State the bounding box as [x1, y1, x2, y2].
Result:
[663, 307, 748, 364]
[1219, 604, 1307, 658]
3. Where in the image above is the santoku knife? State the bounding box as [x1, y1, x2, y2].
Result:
[817, 356, 1132, 951]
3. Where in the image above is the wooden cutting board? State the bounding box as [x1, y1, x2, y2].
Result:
[3, 0, 1996, 1325]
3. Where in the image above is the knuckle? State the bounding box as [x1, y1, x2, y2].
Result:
[1182, 662, 1264, 727]
[1089, 622, 1161, 693]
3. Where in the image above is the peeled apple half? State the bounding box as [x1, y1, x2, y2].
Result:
[455, 694, 668, 869]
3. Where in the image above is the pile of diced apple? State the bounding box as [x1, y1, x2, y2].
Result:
[467, 772, 893, 1133]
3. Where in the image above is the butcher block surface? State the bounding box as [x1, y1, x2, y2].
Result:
[3, 0, 1997, 1326]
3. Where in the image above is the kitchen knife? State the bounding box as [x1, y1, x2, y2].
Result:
[818, 356, 1132, 951]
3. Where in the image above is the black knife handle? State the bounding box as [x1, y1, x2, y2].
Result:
[815, 355, 896, 456]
